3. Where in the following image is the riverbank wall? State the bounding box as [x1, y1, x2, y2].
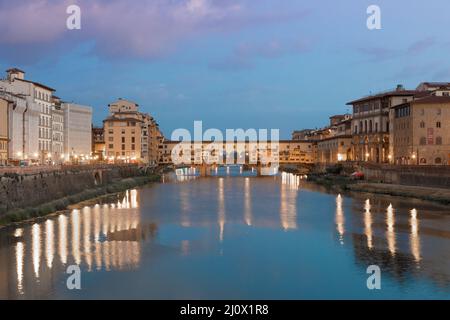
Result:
[359, 164, 450, 189]
[0, 164, 159, 224]
[313, 162, 450, 189]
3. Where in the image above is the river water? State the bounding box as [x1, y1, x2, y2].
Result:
[0, 167, 449, 299]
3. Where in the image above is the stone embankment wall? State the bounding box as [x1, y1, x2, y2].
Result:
[313, 162, 450, 189]
[0, 164, 146, 215]
[360, 164, 450, 189]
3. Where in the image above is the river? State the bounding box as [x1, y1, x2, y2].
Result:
[0, 166, 449, 299]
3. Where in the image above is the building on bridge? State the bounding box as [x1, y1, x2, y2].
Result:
[158, 139, 315, 166]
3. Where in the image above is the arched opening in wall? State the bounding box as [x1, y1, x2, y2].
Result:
[435, 157, 442, 165]
[420, 158, 427, 164]
[94, 172, 101, 185]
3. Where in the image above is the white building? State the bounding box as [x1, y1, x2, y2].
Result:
[51, 96, 64, 162]
[62, 103, 93, 162]
[0, 68, 54, 163]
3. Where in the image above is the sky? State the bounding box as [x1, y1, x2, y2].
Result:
[1, 0, 450, 139]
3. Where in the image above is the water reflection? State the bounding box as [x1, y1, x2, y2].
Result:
[2, 189, 157, 298]
[45, 220, 54, 269]
[32, 224, 41, 279]
[280, 181, 298, 230]
[244, 178, 252, 226]
[15, 242, 24, 295]
[363, 199, 373, 249]
[1, 179, 450, 299]
[410, 209, 421, 263]
[335, 194, 345, 244]
[386, 204, 396, 256]
[218, 178, 226, 242]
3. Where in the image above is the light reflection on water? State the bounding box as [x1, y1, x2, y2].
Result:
[0, 173, 449, 299]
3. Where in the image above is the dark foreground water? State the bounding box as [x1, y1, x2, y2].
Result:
[1, 167, 450, 299]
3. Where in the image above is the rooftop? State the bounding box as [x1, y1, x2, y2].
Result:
[346, 87, 418, 105]
[15, 78, 55, 92]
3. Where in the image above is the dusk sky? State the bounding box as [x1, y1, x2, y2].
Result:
[1, 0, 449, 138]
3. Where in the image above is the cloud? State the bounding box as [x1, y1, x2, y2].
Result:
[0, 0, 308, 63]
[357, 47, 398, 62]
[357, 37, 438, 63]
[211, 38, 312, 71]
[390, 61, 440, 80]
[407, 37, 435, 55]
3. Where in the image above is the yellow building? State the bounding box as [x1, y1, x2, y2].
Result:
[0, 98, 9, 165]
[316, 117, 353, 164]
[392, 96, 450, 165]
[317, 135, 353, 164]
[158, 140, 313, 166]
[148, 118, 163, 165]
[104, 99, 144, 163]
[278, 140, 314, 164]
[104, 98, 162, 164]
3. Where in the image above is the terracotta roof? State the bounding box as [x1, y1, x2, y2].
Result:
[346, 89, 418, 105]
[418, 82, 450, 88]
[103, 117, 144, 123]
[15, 78, 55, 92]
[6, 67, 25, 74]
[317, 134, 352, 142]
[413, 95, 450, 104]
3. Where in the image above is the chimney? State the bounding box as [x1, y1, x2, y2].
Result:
[6, 68, 25, 81]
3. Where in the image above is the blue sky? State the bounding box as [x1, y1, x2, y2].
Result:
[1, 0, 450, 138]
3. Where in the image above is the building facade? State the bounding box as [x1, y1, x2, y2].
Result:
[51, 96, 64, 163]
[347, 85, 417, 163]
[104, 98, 163, 164]
[92, 127, 105, 161]
[0, 69, 41, 163]
[392, 96, 450, 165]
[104, 99, 147, 163]
[278, 140, 314, 164]
[0, 98, 8, 165]
[62, 103, 93, 162]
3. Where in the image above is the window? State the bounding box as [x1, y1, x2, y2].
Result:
[436, 136, 443, 145]
[131, 144, 135, 151]
[420, 158, 426, 164]
[420, 137, 426, 145]
[122, 137, 125, 143]
[437, 122, 441, 128]
[122, 144, 125, 150]
[420, 121, 425, 128]
[131, 137, 135, 143]
[109, 144, 113, 149]
[435, 157, 442, 164]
